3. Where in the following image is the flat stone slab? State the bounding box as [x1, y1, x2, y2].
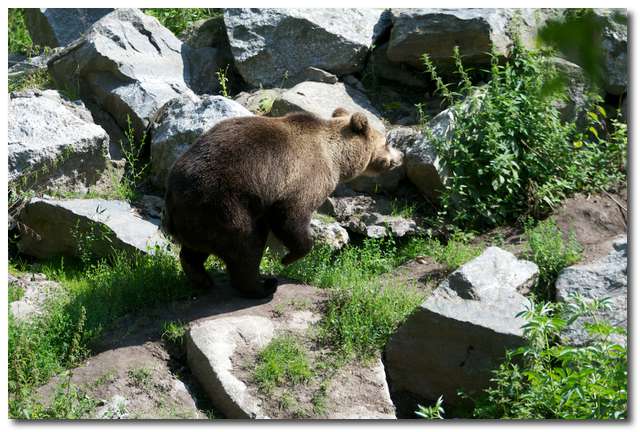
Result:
[186, 282, 396, 419]
[17, 198, 169, 259]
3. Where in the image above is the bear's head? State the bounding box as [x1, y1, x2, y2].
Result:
[332, 108, 403, 177]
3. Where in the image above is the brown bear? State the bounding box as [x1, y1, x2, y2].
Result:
[163, 108, 403, 298]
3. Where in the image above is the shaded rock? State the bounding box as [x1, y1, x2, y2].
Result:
[17, 198, 169, 259]
[387, 9, 548, 71]
[223, 8, 388, 87]
[47, 9, 208, 140]
[24, 8, 113, 48]
[187, 315, 275, 419]
[309, 217, 350, 250]
[233, 88, 284, 115]
[555, 235, 627, 346]
[270, 81, 386, 132]
[9, 272, 62, 322]
[289, 67, 339, 86]
[346, 167, 406, 194]
[150, 93, 252, 189]
[386, 126, 444, 200]
[8, 89, 110, 194]
[184, 14, 227, 47]
[548, 57, 590, 124]
[385, 247, 538, 407]
[321, 195, 419, 238]
[366, 41, 428, 89]
[595, 9, 628, 95]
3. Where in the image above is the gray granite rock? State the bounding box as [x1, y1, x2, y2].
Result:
[24, 8, 113, 47]
[555, 235, 627, 346]
[270, 81, 386, 132]
[8, 89, 110, 194]
[150, 93, 252, 189]
[385, 247, 538, 406]
[223, 8, 388, 87]
[17, 198, 169, 259]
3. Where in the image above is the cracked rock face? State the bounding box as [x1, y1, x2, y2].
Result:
[223, 8, 388, 87]
[8, 89, 110, 194]
[47, 9, 216, 140]
[385, 247, 538, 407]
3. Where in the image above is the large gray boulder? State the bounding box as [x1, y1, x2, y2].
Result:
[386, 9, 547, 70]
[8, 89, 110, 194]
[24, 8, 113, 48]
[17, 198, 169, 259]
[47, 9, 216, 140]
[224, 8, 388, 87]
[595, 9, 627, 95]
[150, 93, 252, 189]
[270, 81, 386, 132]
[556, 236, 627, 346]
[385, 247, 538, 406]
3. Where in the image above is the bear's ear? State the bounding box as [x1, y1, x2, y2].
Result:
[349, 112, 369, 134]
[332, 107, 349, 118]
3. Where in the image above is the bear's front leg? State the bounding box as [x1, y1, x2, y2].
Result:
[270, 213, 314, 266]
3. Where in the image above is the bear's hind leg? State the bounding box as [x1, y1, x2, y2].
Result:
[226, 221, 277, 299]
[180, 246, 214, 290]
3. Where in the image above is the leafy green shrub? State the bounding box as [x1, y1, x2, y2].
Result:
[524, 218, 582, 300]
[8, 8, 34, 55]
[422, 37, 627, 229]
[143, 8, 221, 37]
[472, 297, 627, 419]
[254, 335, 312, 392]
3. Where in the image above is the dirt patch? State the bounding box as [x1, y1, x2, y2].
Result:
[551, 184, 627, 263]
[36, 342, 209, 419]
[387, 255, 450, 296]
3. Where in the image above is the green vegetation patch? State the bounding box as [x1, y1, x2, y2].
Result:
[8, 9, 34, 56]
[421, 37, 627, 229]
[254, 335, 312, 393]
[524, 218, 582, 300]
[472, 297, 627, 419]
[143, 8, 222, 37]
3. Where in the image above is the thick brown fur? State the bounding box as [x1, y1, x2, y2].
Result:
[163, 109, 403, 298]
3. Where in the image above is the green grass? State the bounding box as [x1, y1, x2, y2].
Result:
[524, 218, 582, 300]
[128, 367, 153, 391]
[8, 9, 35, 56]
[9, 282, 25, 302]
[320, 280, 423, 359]
[161, 320, 187, 346]
[8, 249, 192, 419]
[9, 68, 55, 93]
[143, 8, 222, 37]
[254, 335, 312, 393]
